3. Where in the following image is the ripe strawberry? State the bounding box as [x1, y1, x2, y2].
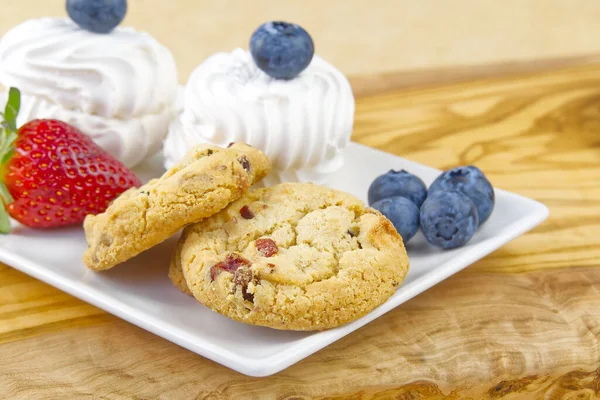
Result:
[0, 87, 141, 231]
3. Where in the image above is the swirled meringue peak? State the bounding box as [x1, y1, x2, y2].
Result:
[0, 18, 179, 167]
[164, 48, 354, 185]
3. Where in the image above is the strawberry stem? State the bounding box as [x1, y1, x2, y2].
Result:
[0, 87, 21, 234]
[0, 203, 10, 234]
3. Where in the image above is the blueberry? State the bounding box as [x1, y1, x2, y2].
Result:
[249, 21, 314, 80]
[368, 169, 427, 207]
[67, 0, 127, 34]
[429, 165, 495, 225]
[420, 191, 478, 249]
[372, 197, 420, 244]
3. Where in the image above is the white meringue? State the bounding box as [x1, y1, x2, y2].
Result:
[0, 18, 179, 167]
[164, 49, 354, 184]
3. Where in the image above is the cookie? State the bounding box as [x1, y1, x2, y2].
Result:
[83, 143, 271, 271]
[168, 231, 193, 296]
[177, 182, 409, 331]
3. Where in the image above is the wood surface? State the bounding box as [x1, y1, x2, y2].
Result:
[4, 0, 600, 84]
[349, 53, 600, 97]
[1, 64, 600, 399]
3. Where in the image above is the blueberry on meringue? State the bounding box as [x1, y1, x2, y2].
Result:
[67, 0, 127, 34]
[250, 21, 314, 80]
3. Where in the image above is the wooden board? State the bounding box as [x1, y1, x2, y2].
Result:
[1, 64, 600, 399]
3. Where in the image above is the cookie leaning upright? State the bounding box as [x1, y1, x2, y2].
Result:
[83, 143, 271, 271]
[177, 182, 409, 331]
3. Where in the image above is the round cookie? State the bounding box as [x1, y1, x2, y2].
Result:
[178, 182, 409, 331]
[83, 143, 271, 271]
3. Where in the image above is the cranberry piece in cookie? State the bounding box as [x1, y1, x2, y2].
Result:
[238, 156, 251, 171]
[209, 261, 228, 281]
[234, 268, 254, 302]
[240, 205, 254, 219]
[256, 238, 278, 257]
[209, 253, 252, 281]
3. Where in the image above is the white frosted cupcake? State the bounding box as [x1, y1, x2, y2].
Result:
[0, 18, 179, 167]
[164, 22, 354, 185]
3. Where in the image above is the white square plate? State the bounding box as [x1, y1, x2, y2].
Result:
[0, 142, 548, 377]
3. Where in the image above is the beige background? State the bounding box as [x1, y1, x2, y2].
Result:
[2, 0, 600, 83]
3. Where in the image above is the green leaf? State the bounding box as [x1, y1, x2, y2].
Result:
[1, 120, 16, 133]
[0, 89, 19, 234]
[0, 129, 16, 161]
[0, 201, 11, 234]
[1, 148, 14, 166]
[0, 182, 12, 205]
[5, 130, 17, 144]
[0, 88, 20, 168]
[4, 87, 20, 130]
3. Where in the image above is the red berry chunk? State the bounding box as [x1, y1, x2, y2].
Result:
[256, 238, 278, 257]
[240, 205, 254, 219]
[209, 253, 252, 281]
